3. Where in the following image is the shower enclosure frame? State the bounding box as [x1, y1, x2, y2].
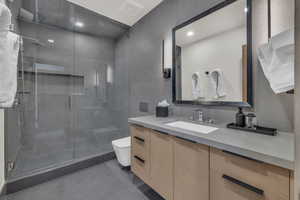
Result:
[3, 23, 117, 195]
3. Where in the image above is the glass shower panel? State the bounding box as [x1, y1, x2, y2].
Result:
[73, 33, 121, 159]
[8, 21, 75, 178]
[6, 0, 130, 180]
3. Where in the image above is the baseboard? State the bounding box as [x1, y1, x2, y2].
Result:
[4, 152, 116, 195]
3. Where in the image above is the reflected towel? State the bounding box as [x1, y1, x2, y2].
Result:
[0, 32, 20, 107]
[258, 29, 294, 94]
[192, 72, 203, 100]
[211, 69, 226, 99]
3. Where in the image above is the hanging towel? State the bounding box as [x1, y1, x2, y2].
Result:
[258, 29, 294, 94]
[0, 2, 11, 35]
[0, 32, 20, 108]
[210, 69, 226, 99]
[192, 72, 203, 100]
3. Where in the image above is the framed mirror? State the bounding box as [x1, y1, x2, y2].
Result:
[172, 0, 253, 107]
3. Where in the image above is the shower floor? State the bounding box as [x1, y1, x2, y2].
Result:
[8, 128, 124, 179]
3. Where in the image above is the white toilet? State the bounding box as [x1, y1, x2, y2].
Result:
[112, 137, 131, 167]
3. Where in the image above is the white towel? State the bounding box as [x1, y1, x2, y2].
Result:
[192, 72, 203, 100]
[0, 2, 12, 34]
[0, 32, 20, 107]
[258, 29, 294, 94]
[210, 69, 226, 99]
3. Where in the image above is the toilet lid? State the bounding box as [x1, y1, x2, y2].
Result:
[112, 137, 131, 148]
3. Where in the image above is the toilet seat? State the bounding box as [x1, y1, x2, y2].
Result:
[112, 137, 131, 148]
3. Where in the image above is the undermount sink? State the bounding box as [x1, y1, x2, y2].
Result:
[165, 121, 219, 134]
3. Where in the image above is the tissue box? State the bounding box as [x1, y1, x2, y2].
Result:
[156, 106, 169, 117]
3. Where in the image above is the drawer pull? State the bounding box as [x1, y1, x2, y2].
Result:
[222, 150, 263, 163]
[222, 175, 264, 196]
[134, 136, 145, 143]
[134, 156, 145, 164]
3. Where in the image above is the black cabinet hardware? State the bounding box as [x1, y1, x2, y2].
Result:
[134, 136, 145, 143]
[222, 175, 264, 195]
[134, 156, 145, 163]
[222, 150, 263, 163]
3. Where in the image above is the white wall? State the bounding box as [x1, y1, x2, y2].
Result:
[0, 110, 4, 190]
[271, 0, 295, 37]
[181, 27, 246, 101]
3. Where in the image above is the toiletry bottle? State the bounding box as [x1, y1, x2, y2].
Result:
[246, 113, 257, 128]
[236, 107, 246, 127]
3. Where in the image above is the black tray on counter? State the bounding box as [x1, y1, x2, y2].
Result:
[227, 123, 277, 136]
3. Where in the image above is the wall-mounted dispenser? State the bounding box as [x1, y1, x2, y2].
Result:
[162, 40, 172, 79]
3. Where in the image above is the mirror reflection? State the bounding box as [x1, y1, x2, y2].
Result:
[174, 0, 250, 104]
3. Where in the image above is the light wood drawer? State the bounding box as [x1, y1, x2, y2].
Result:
[130, 125, 150, 184]
[173, 137, 209, 200]
[130, 126, 150, 157]
[150, 130, 173, 200]
[210, 148, 290, 200]
[131, 152, 149, 184]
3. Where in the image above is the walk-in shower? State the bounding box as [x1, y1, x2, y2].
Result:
[5, 0, 129, 182]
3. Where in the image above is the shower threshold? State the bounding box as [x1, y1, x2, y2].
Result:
[4, 151, 116, 195]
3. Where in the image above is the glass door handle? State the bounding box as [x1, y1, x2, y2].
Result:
[68, 95, 72, 110]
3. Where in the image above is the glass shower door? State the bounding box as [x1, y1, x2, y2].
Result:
[72, 33, 121, 159]
[7, 21, 75, 178]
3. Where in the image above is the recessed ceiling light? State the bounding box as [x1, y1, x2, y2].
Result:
[48, 39, 55, 44]
[187, 31, 195, 37]
[75, 21, 84, 28]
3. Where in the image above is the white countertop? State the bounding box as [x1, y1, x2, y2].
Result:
[128, 115, 295, 170]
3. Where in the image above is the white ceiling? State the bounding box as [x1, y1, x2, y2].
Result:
[67, 0, 164, 26]
[176, 0, 247, 47]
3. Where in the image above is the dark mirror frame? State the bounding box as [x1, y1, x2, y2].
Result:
[172, 0, 253, 107]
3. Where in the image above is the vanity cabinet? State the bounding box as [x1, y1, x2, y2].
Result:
[173, 137, 209, 200]
[149, 130, 174, 200]
[210, 148, 290, 200]
[130, 125, 150, 184]
[130, 125, 293, 200]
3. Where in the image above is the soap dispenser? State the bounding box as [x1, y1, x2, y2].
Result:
[236, 107, 246, 127]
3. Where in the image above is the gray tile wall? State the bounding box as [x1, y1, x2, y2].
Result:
[115, 0, 294, 132]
